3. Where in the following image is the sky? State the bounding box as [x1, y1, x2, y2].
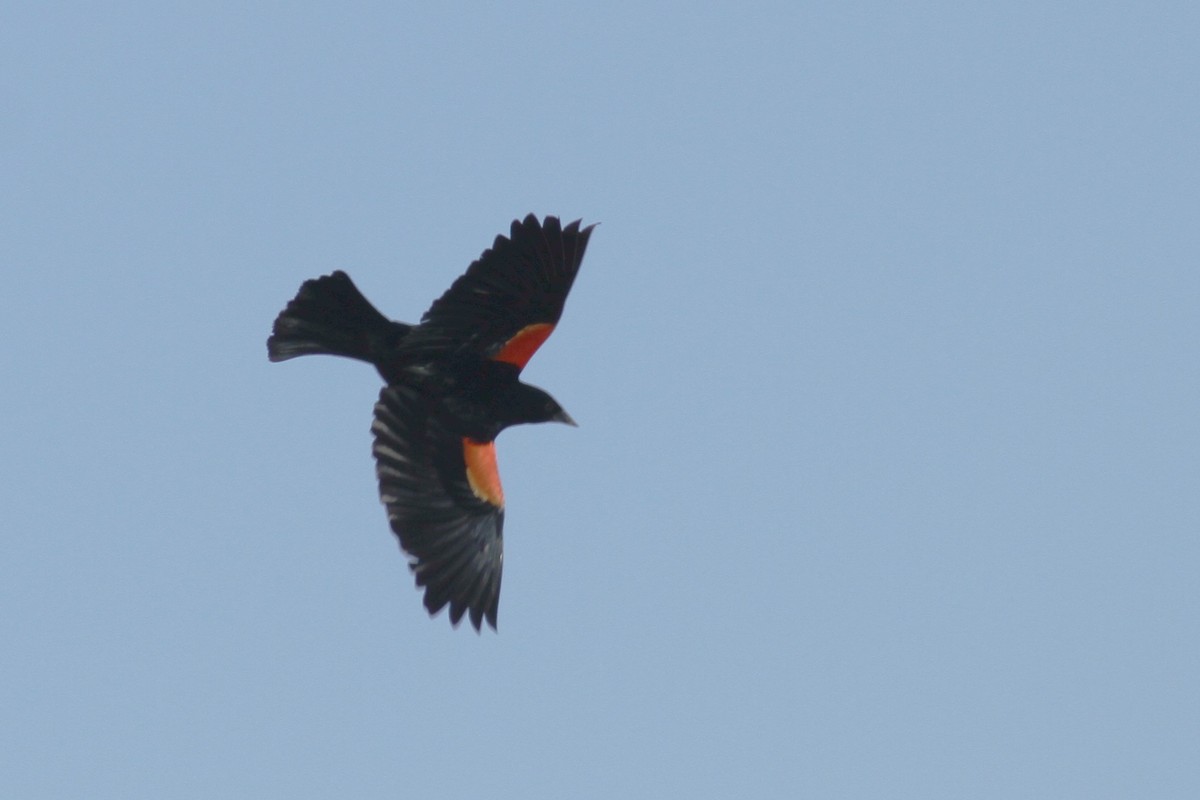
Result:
[3, 2, 1198, 797]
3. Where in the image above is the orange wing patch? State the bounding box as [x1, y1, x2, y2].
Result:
[493, 322, 555, 370]
[462, 438, 504, 507]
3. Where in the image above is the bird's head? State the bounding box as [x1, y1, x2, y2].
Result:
[511, 383, 577, 428]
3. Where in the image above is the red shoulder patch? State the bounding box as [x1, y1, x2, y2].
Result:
[462, 438, 504, 507]
[493, 322, 555, 370]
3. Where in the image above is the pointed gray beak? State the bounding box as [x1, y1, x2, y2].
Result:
[554, 409, 578, 427]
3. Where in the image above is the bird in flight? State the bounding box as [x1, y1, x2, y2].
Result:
[268, 215, 595, 631]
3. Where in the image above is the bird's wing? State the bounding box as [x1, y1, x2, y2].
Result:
[410, 214, 595, 371]
[372, 385, 504, 630]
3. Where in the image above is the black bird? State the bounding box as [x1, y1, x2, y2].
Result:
[268, 215, 594, 631]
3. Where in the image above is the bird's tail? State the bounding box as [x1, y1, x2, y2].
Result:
[267, 271, 410, 365]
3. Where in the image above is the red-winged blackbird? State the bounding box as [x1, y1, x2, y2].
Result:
[268, 215, 594, 631]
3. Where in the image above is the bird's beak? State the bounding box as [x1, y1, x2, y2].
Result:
[554, 409, 578, 427]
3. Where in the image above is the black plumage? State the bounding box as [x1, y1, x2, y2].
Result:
[268, 215, 594, 630]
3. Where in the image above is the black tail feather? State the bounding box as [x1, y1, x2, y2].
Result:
[267, 271, 409, 364]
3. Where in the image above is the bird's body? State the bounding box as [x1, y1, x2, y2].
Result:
[268, 215, 594, 630]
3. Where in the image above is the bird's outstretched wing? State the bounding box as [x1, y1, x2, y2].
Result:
[410, 214, 595, 371]
[372, 385, 504, 630]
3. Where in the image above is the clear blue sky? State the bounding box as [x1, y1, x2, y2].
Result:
[3, 3, 1197, 797]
